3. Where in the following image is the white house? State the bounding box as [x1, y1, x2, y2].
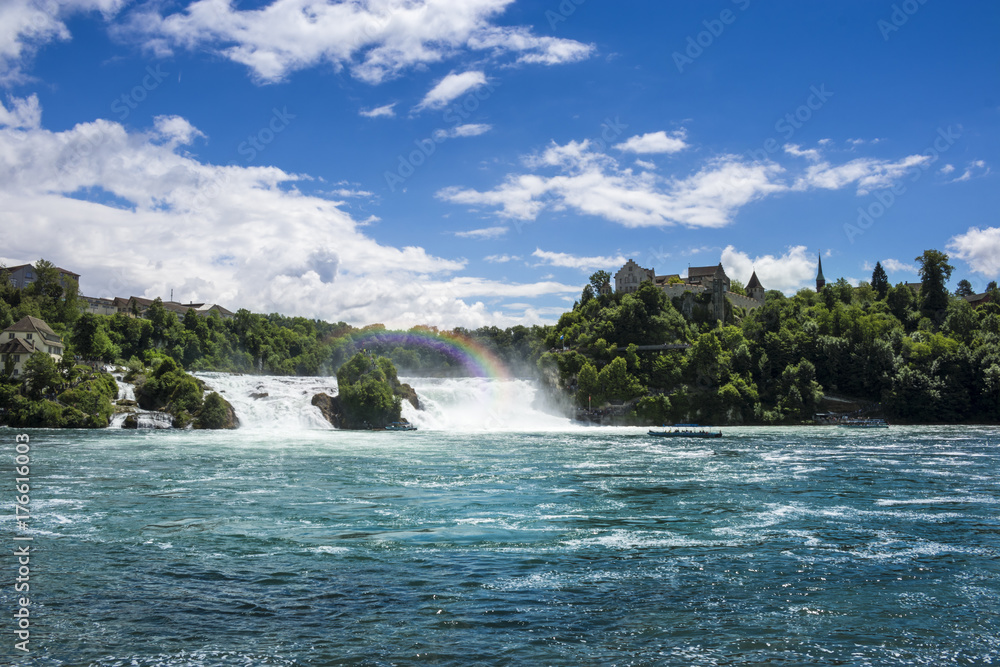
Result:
[0, 316, 65, 378]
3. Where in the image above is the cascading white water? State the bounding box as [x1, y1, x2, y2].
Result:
[191, 373, 576, 432]
[400, 377, 575, 431]
[195, 373, 337, 430]
[108, 372, 172, 429]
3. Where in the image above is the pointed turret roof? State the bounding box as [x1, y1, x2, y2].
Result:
[816, 251, 825, 282]
[746, 270, 763, 290]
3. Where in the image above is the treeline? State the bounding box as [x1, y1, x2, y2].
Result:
[0, 262, 549, 379]
[540, 252, 1000, 424]
[3, 250, 998, 426]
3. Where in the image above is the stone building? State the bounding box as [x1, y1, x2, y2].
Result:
[610, 259, 765, 319]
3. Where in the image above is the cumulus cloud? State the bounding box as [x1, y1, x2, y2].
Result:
[0, 93, 41, 129]
[794, 154, 931, 195]
[415, 70, 487, 111]
[152, 115, 206, 146]
[123, 0, 593, 84]
[721, 245, 817, 294]
[532, 248, 627, 271]
[0, 105, 577, 328]
[948, 227, 1000, 277]
[0, 0, 127, 82]
[439, 138, 786, 228]
[615, 130, 688, 155]
[881, 258, 917, 274]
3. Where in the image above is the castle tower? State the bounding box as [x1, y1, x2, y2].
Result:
[747, 270, 765, 303]
[816, 251, 826, 292]
[712, 263, 727, 321]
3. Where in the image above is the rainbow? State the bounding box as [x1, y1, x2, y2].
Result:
[345, 328, 511, 380]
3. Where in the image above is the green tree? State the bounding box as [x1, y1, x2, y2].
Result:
[954, 279, 974, 297]
[576, 361, 600, 407]
[915, 249, 954, 313]
[597, 357, 644, 402]
[589, 270, 611, 295]
[871, 261, 889, 299]
[22, 351, 61, 400]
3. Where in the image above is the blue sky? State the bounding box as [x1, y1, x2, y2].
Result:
[1, 0, 997, 328]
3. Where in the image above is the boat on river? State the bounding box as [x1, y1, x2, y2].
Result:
[839, 418, 889, 428]
[648, 424, 722, 439]
[385, 421, 417, 431]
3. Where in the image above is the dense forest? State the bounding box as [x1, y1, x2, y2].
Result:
[2, 250, 998, 427]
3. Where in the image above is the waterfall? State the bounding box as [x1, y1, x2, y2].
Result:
[188, 374, 575, 432]
[109, 371, 175, 429]
[194, 373, 338, 430]
[400, 377, 574, 431]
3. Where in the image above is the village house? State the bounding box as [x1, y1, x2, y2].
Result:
[4, 263, 80, 291]
[0, 316, 65, 378]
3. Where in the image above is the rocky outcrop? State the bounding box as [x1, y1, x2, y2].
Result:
[396, 382, 420, 410]
[311, 392, 343, 429]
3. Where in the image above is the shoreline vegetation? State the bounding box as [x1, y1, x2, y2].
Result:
[2, 250, 999, 429]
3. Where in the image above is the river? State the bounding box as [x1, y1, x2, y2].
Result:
[2, 374, 998, 665]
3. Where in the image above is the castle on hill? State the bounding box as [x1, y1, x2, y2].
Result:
[612, 259, 765, 320]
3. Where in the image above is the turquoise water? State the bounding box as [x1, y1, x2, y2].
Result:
[3, 422, 1000, 665]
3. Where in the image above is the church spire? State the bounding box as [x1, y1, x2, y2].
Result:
[816, 250, 826, 292]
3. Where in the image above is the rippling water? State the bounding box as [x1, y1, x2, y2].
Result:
[3, 419, 999, 665]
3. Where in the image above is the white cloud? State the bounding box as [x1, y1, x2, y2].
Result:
[0, 105, 577, 328]
[359, 103, 396, 118]
[783, 143, 821, 161]
[0, 0, 127, 82]
[721, 245, 817, 294]
[634, 159, 656, 170]
[125, 0, 593, 84]
[152, 115, 206, 146]
[947, 159, 990, 183]
[433, 123, 492, 140]
[948, 227, 1000, 277]
[454, 226, 508, 239]
[532, 248, 626, 271]
[939, 163, 956, 175]
[415, 71, 487, 111]
[439, 139, 785, 228]
[484, 254, 520, 263]
[794, 154, 930, 195]
[615, 130, 688, 155]
[881, 258, 917, 274]
[0, 93, 41, 129]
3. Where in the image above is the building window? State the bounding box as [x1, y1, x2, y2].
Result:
[13, 355, 20, 362]
[25, 271, 32, 279]
[26, 333, 32, 340]
[13, 369, 18, 376]
[7, 333, 12, 339]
